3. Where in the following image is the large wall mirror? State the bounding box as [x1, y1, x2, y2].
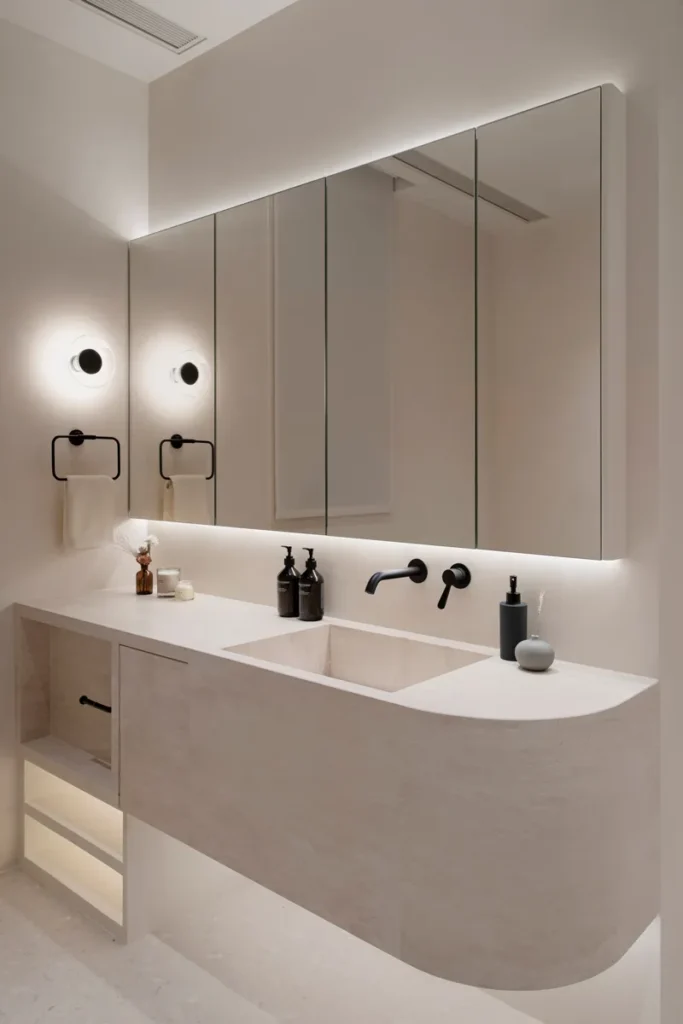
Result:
[129, 85, 623, 559]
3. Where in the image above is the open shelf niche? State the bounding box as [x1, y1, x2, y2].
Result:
[17, 616, 117, 804]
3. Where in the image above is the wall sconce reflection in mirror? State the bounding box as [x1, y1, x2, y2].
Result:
[173, 361, 200, 386]
[171, 350, 209, 395]
[71, 347, 103, 375]
[69, 337, 113, 388]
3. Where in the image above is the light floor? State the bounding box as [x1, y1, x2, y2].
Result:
[0, 867, 660, 1024]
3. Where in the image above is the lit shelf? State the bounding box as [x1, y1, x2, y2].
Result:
[24, 816, 123, 933]
[21, 736, 117, 807]
[23, 761, 123, 871]
[24, 790, 122, 878]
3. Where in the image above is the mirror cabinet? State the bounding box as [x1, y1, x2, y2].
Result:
[129, 85, 624, 559]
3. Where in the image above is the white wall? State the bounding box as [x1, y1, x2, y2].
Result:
[0, 21, 147, 240]
[148, 0, 652, 232]
[0, 19, 148, 868]
[658, 3, 683, 1021]
[148, 0, 658, 680]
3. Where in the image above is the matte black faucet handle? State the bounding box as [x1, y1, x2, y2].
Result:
[437, 563, 472, 610]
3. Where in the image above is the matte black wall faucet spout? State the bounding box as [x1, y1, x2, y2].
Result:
[365, 558, 428, 594]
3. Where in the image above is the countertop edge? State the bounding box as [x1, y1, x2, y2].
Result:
[13, 592, 658, 722]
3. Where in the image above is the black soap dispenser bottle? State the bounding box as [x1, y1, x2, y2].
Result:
[299, 548, 324, 622]
[277, 546, 300, 618]
[500, 575, 528, 661]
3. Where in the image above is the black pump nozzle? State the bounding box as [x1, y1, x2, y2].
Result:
[281, 545, 295, 566]
[506, 575, 521, 605]
[303, 547, 316, 568]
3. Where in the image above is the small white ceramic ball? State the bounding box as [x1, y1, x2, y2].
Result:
[515, 635, 555, 672]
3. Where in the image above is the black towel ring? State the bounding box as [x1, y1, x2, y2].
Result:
[51, 430, 121, 481]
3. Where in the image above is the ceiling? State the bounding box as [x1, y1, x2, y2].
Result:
[0, 0, 302, 81]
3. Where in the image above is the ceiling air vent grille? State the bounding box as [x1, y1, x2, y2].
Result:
[69, 0, 206, 54]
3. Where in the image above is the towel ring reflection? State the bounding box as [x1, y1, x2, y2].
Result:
[159, 435, 215, 481]
[51, 429, 121, 482]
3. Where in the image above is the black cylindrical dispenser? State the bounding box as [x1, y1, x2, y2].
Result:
[500, 575, 528, 661]
[299, 548, 324, 622]
[277, 546, 300, 618]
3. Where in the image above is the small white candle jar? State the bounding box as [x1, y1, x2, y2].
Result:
[157, 568, 181, 597]
[175, 580, 195, 601]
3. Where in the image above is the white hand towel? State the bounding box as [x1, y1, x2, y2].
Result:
[63, 476, 115, 549]
[162, 475, 211, 525]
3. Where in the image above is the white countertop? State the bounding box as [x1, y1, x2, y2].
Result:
[16, 590, 656, 722]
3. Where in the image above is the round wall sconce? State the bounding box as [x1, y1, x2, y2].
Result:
[71, 347, 103, 376]
[69, 337, 113, 389]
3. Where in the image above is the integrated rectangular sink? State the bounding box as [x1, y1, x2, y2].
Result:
[226, 624, 487, 692]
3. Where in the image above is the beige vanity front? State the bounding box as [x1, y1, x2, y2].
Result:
[107, 602, 659, 992]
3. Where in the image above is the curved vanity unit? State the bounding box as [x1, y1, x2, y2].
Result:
[15, 592, 658, 991]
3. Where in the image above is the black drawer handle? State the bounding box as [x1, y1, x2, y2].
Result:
[79, 695, 112, 714]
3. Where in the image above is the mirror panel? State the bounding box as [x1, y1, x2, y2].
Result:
[129, 215, 216, 524]
[215, 180, 325, 533]
[476, 89, 603, 558]
[214, 196, 272, 530]
[326, 129, 476, 546]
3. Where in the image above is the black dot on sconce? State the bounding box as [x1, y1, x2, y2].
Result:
[73, 348, 103, 375]
[179, 361, 200, 386]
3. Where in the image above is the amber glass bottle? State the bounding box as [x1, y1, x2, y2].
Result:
[136, 556, 154, 595]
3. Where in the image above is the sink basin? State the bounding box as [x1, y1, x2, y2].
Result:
[226, 624, 487, 692]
